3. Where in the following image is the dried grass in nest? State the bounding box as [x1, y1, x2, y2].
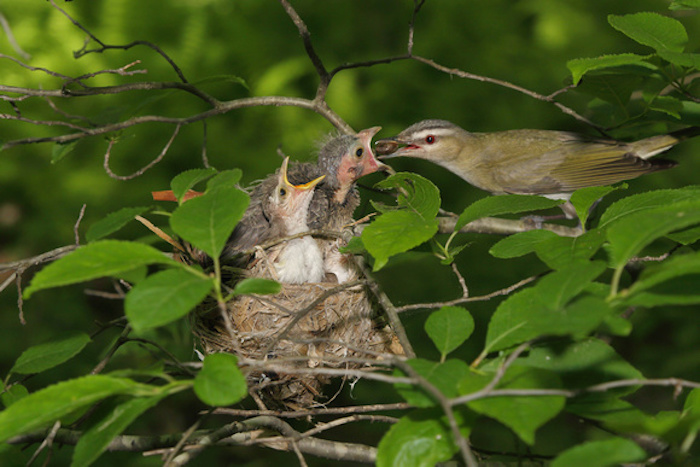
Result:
[191, 250, 404, 409]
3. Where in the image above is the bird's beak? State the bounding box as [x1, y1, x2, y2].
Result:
[356, 126, 391, 174]
[293, 174, 325, 190]
[374, 135, 417, 160]
[281, 156, 325, 191]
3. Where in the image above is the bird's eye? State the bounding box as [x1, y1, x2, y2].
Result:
[425, 135, 435, 144]
[355, 147, 364, 158]
[279, 188, 287, 197]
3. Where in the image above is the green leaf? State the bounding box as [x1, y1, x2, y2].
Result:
[170, 185, 249, 259]
[533, 229, 606, 270]
[1, 384, 28, 408]
[626, 251, 700, 298]
[648, 95, 684, 118]
[85, 206, 151, 242]
[455, 195, 563, 231]
[125, 269, 214, 333]
[376, 409, 473, 467]
[231, 278, 281, 296]
[339, 236, 366, 254]
[72, 394, 168, 467]
[670, 0, 700, 11]
[598, 186, 700, 228]
[459, 366, 565, 445]
[567, 54, 649, 85]
[551, 438, 646, 467]
[485, 262, 608, 352]
[170, 168, 217, 201]
[424, 307, 474, 359]
[667, 225, 700, 245]
[375, 172, 441, 219]
[206, 169, 243, 191]
[0, 375, 155, 443]
[51, 141, 78, 164]
[194, 353, 247, 406]
[489, 230, 558, 259]
[24, 241, 178, 298]
[569, 185, 623, 227]
[606, 200, 700, 270]
[523, 338, 643, 393]
[608, 13, 688, 53]
[362, 210, 439, 271]
[10, 333, 91, 375]
[394, 359, 471, 408]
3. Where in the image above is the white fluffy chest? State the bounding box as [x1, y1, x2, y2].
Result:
[274, 236, 324, 284]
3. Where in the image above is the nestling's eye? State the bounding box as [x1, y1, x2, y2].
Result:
[425, 135, 435, 144]
[279, 188, 287, 197]
[355, 147, 364, 157]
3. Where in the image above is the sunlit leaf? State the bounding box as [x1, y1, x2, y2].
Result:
[455, 195, 563, 231]
[125, 269, 214, 333]
[194, 353, 247, 406]
[170, 185, 249, 259]
[170, 168, 217, 202]
[231, 278, 281, 296]
[567, 54, 649, 85]
[608, 13, 688, 53]
[569, 185, 623, 227]
[362, 210, 439, 271]
[24, 241, 178, 298]
[375, 172, 441, 219]
[425, 307, 474, 359]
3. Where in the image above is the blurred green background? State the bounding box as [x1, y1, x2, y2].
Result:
[1, 1, 699, 464]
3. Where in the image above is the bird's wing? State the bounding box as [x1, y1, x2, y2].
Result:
[493, 132, 673, 194]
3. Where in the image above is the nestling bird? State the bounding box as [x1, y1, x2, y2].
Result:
[376, 119, 699, 217]
[225, 127, 386, 282]
[256, 157, 326, 284]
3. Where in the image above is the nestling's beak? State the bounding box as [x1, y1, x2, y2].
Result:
[281, 156, 325, 190]
[356, 126, 391, 174]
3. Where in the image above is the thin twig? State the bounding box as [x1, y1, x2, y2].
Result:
[103, 123, 181, 180]
[74, 204, 86, 245]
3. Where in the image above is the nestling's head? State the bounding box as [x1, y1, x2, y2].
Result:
[375, 119, 469, 163]
[317, 126, 387, 192]
[267, 157, 325, 231]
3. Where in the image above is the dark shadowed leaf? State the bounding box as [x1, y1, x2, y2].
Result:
[459, 366, 565, 445]
[394, 359, 471, 408]
[0, 376, 155, 443]
[11, 333, 91, 375]
[72, 394, 169, 467]
[85, 206, 151, 242]
[551, 438, 646, 467]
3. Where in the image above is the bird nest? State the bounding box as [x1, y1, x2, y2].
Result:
[191, 252, 404, 409]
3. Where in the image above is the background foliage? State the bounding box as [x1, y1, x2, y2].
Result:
[2, 0, 700, 465]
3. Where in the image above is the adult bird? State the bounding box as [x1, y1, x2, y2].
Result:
[225, 126, 386, 282]
[375, 119, 699, 217]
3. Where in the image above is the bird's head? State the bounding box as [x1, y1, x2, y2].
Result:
[318, 126, 387, 195]
[375, 119, 468, 163]
[268, 157, 325, 231]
